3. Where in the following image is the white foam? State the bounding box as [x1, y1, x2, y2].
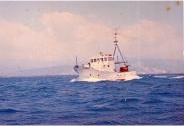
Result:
[154, 75, 168, 78]
[125, 75, 142, 81]
[70, 78, 77, 82]
[79, 77, 106, 82]
[71, 75, 142, 82]
[70, 77, 102, 82]
[171, 75, 184, 79]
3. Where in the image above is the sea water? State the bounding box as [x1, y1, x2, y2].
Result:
[0, 74, 183, 124]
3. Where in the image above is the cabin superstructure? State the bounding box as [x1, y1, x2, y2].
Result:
[82, 32, 129, 73]
[88, 52, 115, 72]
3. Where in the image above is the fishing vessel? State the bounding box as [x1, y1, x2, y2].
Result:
[73, 32, 139, 82]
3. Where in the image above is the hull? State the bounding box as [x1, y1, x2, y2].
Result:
[75, 67, 140, 82]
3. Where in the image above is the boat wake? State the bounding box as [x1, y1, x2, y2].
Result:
[153, 75, 184, 79]
[125, 75, 142, 81]
[70, 78, 105, 82]
[70, 78, 77, 82]
[170, 75, 184, 79]
[153, 75, 168, 78]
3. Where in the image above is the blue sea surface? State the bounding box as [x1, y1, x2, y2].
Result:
[0, 74, 183, 124]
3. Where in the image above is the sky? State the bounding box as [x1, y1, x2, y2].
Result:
[0, 1, 183, 75]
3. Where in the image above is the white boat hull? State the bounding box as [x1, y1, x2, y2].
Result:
[75, 67, 140, 82]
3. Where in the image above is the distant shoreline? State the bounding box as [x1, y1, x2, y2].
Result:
[0, 73, 184, 78]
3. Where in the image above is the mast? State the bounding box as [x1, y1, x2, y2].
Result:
[113, 31, 127, 65]
[75, 56, 78, 66]
[74, 56, 79, 73]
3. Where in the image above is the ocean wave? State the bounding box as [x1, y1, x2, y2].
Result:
[0, 74, 183, 124]
[124, 97, 141, 102]
[93, 103, 109, 108]
[142, 98, 164, 104]
[153, 75, 168, 78]
[170, 75, 184, 79]
[0, 108, 19, 114]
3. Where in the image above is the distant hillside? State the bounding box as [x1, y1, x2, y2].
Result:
[128, 58, 184, 74]
[1, 65, 75, 77]
[0, 58, 183, 77]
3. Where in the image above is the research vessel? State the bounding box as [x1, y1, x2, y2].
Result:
[73, 32, 139, 82]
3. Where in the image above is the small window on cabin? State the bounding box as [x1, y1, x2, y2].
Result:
[104, 57, 107, 61]
[108, 57, 113, 61]
[101, 58, 103, 61]
[108, 65, 110, 67]
[90, 59, 93, 63]
[94, 59, 96, 62]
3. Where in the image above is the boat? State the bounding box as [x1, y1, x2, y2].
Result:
[73, 32, 139, 82]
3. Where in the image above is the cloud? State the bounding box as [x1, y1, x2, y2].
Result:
[118, 19, 182, 60]
[0, 11, 113, 70]
[0, 11, 182, 73]
[0, 19, 62, 68]
[40, 11, 112, 58]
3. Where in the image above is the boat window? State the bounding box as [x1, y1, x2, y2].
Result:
[108, 57, 113, 61]
[94, 59, 96, 62]
[101, 58, 103, 61]
[104, 57, 107, 61]
[90, 59, 93, 63]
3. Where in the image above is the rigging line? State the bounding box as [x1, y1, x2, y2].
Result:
[116, 44, 126, 64]
[113, 45, 117, 57]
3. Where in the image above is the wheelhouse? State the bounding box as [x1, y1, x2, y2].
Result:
[90, 54, 114, 63]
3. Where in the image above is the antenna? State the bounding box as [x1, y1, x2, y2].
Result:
[114, 28, 118, 44]
[75, 56, 78, 65]
[114, 32, 118, 44]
